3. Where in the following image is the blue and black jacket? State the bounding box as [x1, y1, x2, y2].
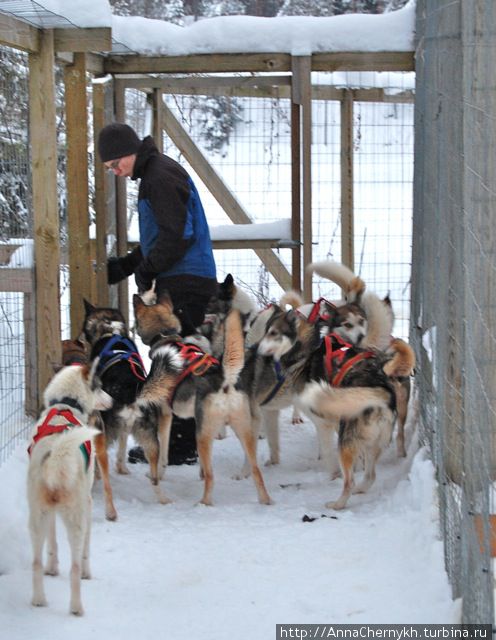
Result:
[132, 136, 217, 298]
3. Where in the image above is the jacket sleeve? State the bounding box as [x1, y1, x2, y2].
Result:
[137, 168, 193, 277]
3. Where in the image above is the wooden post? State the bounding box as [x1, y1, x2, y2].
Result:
[291, 88, 302, 293]
[65, 52, 92, 336]
[29, 29, 60, 404]
[292, 56, 312, 301]
[152, 88, 163, 152]
[341, 90, 354, 271]
[92, 75, 116, 307]
[114, 83, 129, 324]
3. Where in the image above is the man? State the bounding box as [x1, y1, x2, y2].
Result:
[98, 122, 218, 464]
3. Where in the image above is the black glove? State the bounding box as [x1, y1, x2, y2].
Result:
[107, 246, 143, 285]
[134, 263, 155, 293]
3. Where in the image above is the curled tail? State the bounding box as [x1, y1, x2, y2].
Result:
[383, 339, 415, 377]
[41, 426, 99, 491]
[222, 308, 245, 388]
[279, 290, 304, 310]
[360, 292, 395, 351]
[306, 261, 365, 303]
[300, 381, 393, 421]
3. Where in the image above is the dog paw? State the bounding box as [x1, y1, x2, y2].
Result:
[259, 496, 274, 506]
[44, 566, 59, 577]
[197, 498, 213, 506]
[116, 464, 130, 475]
[32, 595, 48, 607]
[70, 605, 84, 616]
[264, 458, 279, 467]
[105, 507, 118, 522]
[325, 499, 346, 511]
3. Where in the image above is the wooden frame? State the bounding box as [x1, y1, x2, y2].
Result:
[0, 8, 414, 410]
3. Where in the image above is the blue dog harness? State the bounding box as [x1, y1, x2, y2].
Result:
[96, 335, 147, 381]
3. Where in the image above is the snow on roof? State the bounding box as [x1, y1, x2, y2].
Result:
[32, 0, 415, 56]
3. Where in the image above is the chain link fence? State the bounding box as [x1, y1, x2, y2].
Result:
[412, 0, 495, 624]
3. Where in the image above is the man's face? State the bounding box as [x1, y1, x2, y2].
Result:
[104, 153, 136, 178]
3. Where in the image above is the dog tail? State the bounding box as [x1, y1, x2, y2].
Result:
[306, 260, 365, 303]
[136, 344, 184, 408]
[41, 426, 99, 492]
[359, 292, 395, 351]
[300, 381, 393, 421]
[279, 290, 304, 310]
[383, 339, 416, 377]
[222, 308, 245, 388]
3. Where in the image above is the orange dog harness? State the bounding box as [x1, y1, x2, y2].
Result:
[323, 333, 375, 386]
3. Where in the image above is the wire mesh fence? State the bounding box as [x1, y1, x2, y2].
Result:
[124, 77, 414, 336]
[412, 0, 495, 624]
[0, 45, 34, 463]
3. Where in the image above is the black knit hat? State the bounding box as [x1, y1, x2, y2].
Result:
[98, 123, 141, 162]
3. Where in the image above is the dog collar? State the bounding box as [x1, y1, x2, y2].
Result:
[48, 396, 84, 414]
[149, 331, 183, 356]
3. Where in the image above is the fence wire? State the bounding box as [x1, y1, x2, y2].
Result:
[412, 0, 495, 624]
[0, 45, 33, 463]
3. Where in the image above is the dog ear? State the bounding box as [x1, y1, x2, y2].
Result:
[133, 293, 145, 311]
[83, 298, 96, 315]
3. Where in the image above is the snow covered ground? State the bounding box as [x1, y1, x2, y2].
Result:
[0, 403, 459, 640]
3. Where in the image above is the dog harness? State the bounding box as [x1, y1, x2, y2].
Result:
[96, 334, 147, 382]
[303, 297, 337, 325]
[260, 359, 285, 407]
[27, 406, 92, 470]
[323, 333, 375, 386]
[150, 338, 220, 406]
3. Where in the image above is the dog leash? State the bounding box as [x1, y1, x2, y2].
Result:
[260, 359, 286, 406]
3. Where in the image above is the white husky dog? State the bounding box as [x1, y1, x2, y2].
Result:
[27, 362, 111, 616]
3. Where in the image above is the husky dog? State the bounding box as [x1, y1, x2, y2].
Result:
[257, 297, 415, 509]
[27, 363, 112, 616]
[81, 300, 147, 520]
[133, 291, 272, 506]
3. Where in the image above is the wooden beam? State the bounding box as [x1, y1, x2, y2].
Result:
[29, 29, 60, 403]
[291, 90, 301, 293]
[312, 51, 415, 72]
[104, 51, 414, 75]
[57, 51, 105, 75]
[117, 76, 414, 103]
[92, 76, 115, 307]
[105, 53, 292, 74]
[54, 27, 112, 53]
[293, 56, 312, 302]
[151, 89, 163, 153]
[0, 13, 39, 52]
[65, 52, 92, 335]
[114, 83, 129, 323]
[161, 101, 292, 291]
[0, 269, 33, 292]
[341, 90, 354, 271]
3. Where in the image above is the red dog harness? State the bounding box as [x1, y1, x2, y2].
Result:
[27, 407, 92, 470]
[168, 342, 220, 405]
[323, 333, 375, 386]
[304, 297, 337, 325]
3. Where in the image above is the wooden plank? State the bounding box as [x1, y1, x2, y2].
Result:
[54, 27, 112, 53]
[118, 76, 414, 104]
[291, 96, 301, 293]
[65, 52, 92, 335]
[161, 101, 292, 291]
[0, 13, 39, 52]
[0, 268, 33, 292]
[104, 51, 414, 75]
[151, 89, 163, 153]
[312, 51, 415, 72]
[105, 53, 292, 74]
[29, 29, 60, 405]
[212, 239, 298, 250]
[114, 84, 129, 323]
[293, 56, 312, 302]
[341, 90, 354, 271]
[57, 51, 105, 75]
[24, 292, 37, 416]
[92, 76, 115, 307]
